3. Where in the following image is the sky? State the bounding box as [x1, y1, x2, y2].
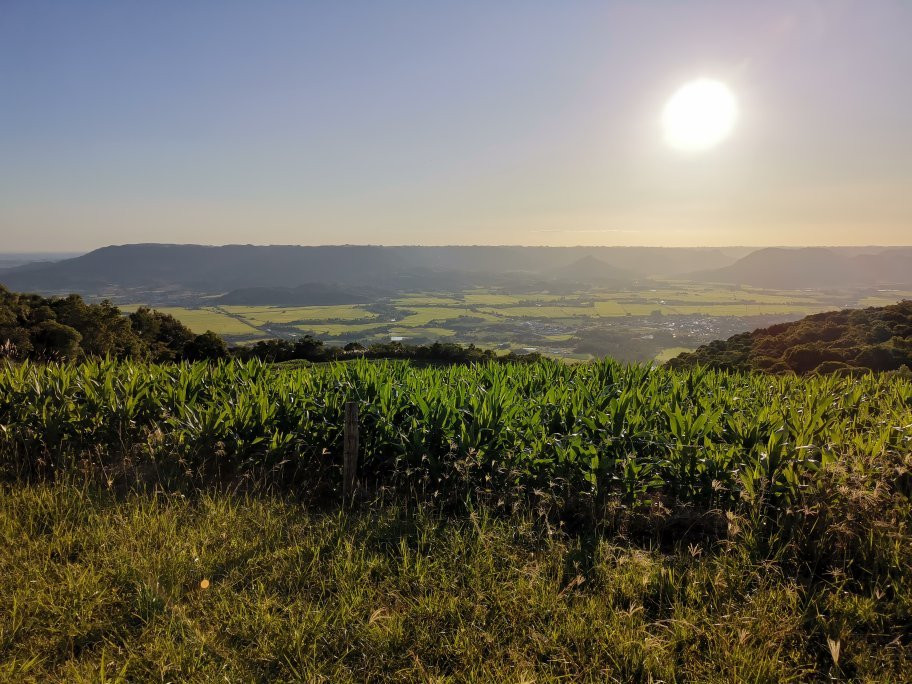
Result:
[1, 0, 910, 251]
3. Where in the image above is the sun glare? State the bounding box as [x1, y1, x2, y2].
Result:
[662, 79, 738, 152]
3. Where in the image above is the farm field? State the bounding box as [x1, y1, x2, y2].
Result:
[4, 358, 909, 511]
[149, 307, 265, 338]
[221, 305, 376, 324]
[119, 285, 910, 359]
[857, 291, 912, 307]
[0, 358, 910, 680]
[653, 346, 695, 363]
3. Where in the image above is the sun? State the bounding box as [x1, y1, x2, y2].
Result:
[662, 79, 738, 152]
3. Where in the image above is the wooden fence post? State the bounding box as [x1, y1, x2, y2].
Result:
[343, 401, 359, 503]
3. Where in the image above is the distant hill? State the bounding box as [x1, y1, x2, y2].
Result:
[0, 244, 745, 298]
[667, 300, 912, 374]
[0, 244, 408, 293]
[0, 252, 82, 271]
[686, 247, 912, 288]
[854, 248, 912, 284]
[3, 244, 909, 302]
[549, 255, 634, 283]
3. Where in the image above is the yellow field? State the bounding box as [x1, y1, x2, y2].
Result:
[654, 346, 695, 363]
[395, 307, 499, 326]
[481, 306, 597, 318]
[390, 326, 456, 338]
[667, 303, 830, 316]
[857, 292, 912, 308]
[395, 296, 464, 306]
[153, 308, 264, 336]
[296, 323, 387, 336]
[223, 305, 375, 324]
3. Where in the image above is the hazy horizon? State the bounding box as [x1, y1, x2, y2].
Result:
[3, 1, 911, 251]
[3, 242, 912, 259]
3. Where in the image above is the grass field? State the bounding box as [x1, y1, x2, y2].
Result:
[5, 484, 908, 682]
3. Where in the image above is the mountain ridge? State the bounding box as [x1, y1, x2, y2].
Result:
[0, 244, 743, 295]
[685, 246, 912, 288]
[2, 243, 911, 299]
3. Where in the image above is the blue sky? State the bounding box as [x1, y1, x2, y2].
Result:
[2, 1, 910, 249]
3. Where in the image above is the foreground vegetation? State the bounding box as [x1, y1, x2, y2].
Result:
[2, 358, 910, 513]
[2, 482, 910, 682]
[1, 358, 910, 680]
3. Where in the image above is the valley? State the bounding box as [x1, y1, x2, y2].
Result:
[120, 283, 912, 362]
[6, 243, 910, 362]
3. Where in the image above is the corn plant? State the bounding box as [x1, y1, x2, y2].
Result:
[0, 358, 909, 520]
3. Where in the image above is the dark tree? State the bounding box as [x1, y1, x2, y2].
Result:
[129, 307, 195, 361]
[184, 331, 229, 361]
[29, 320, 82, 360]
[0, 285, 208, 362]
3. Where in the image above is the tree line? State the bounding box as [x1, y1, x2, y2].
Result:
[0, 285, 540, 365]
[0, 285, 212, 362]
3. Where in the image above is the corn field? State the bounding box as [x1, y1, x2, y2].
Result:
[1, 358, 910, 515]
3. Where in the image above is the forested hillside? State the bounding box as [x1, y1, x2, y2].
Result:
[668, 300, 912, 374]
